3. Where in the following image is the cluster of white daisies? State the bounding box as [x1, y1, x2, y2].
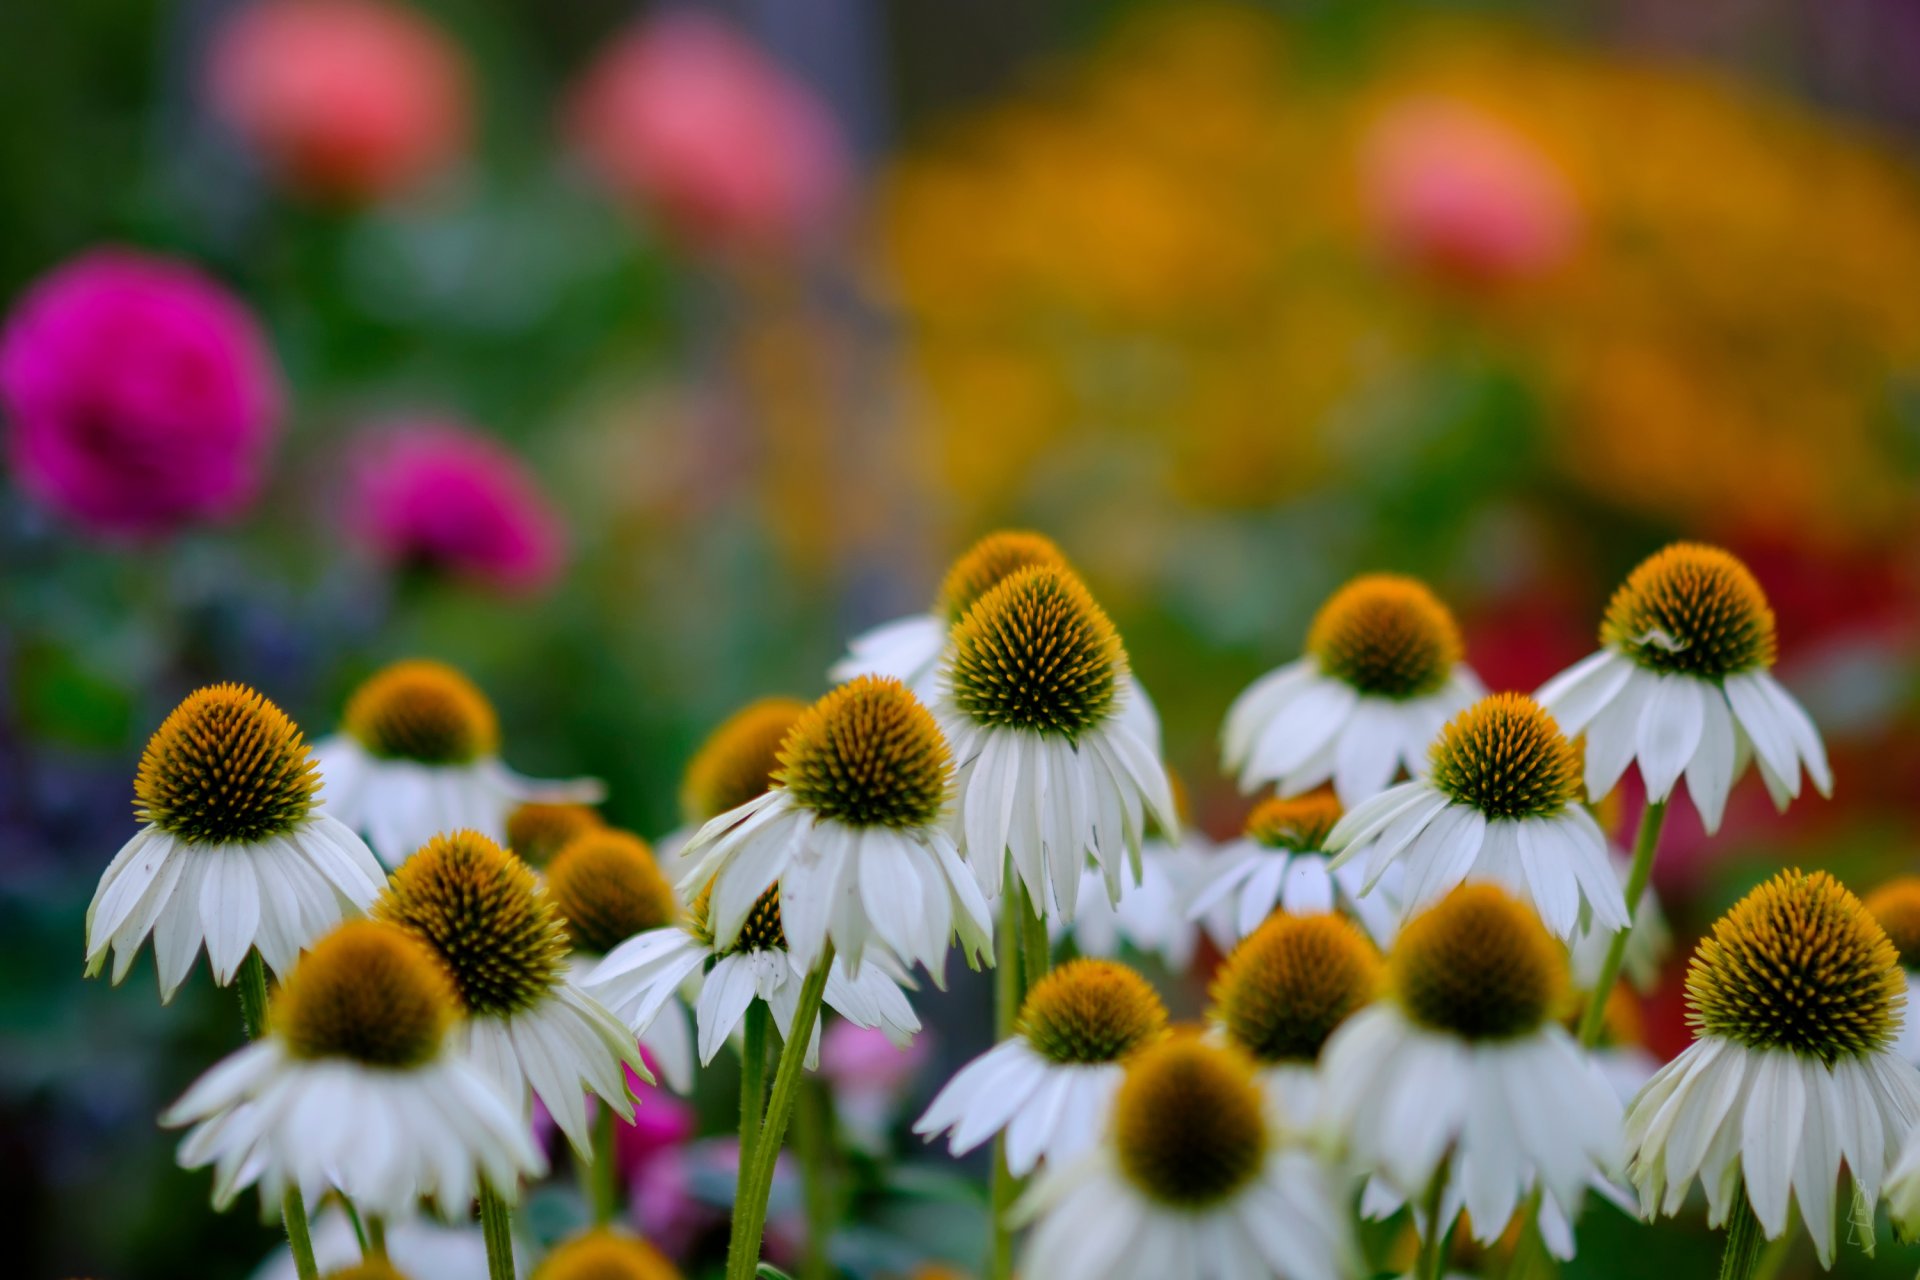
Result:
[83, 532, 1920, 1280]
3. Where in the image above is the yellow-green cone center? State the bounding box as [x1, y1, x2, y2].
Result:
[1391, 884, 1565, 1041]
[1866, 877, 1920, 971]
[277, 920, 457, 1069]
[1244, 793, 1343, 852]
[1689, 869, 1901, 1064]
[531, 1228, 680, 1280]
[946, 565, 1124, 739]
[506, 802, 603, 869]
[1601, 543, 1778, 679]
[1017, 958, 1169, 1065]
[1113, 1037, 1268, 1209]
[135, 683, 319, 845]
[1428, 693, 1581, 820]
[1306, 574, 1462, 700]
[935, 530, 1070, 623]
[1213, 913, 1380, 1063]
[547, 831, 678, 954]
[375, 831, 567, 1017]
[681, 697, 807, 823]
[343, 659, 500, 765]
[776, 676, 952, 829]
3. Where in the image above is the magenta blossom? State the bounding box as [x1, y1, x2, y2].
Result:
[819, 1020, 930, 1154]
[0, 250, 282, 538]
[565, 12, 851, 255]
[346, 420, 564, 595]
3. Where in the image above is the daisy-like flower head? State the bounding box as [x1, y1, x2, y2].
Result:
[1627, 869, 1920, 1264]
[1211, 912, 1381, 1127]
[680, 696, 807, 825]
[1018, 1034, 1354, 1280]
[1321, 884, 1622, 1256]
[318, 659, 603, 867]
[506, 801, 603, 869]
[678, 675, 992, 979]
[1222, 574, 1483, 806]
[1865, 877, 1920, 1066]
[1537, 543, 1832, 831]
[1190, 792, 1397, 949]
[531, 1227, 680, 1280]
[85, 683, 385, 999]
[547, 830, 679, 956]
[1060, 771, 1215, 972]
[375, 830, 645, 1156]
[1326, 693, 1627, 940]
[938, 566, 1176, 919]
[165, 920, 544, 1216]
[917, 958, 1168, 1174]
[583, 876, 921, 1076]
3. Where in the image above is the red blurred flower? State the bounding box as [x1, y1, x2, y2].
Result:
[565, 12, 851, 255]
[0, 249, 282, 539]
[346, 420, 564, 595]
[207, 0, 471, 204]
[1359, 96, 1581, 288]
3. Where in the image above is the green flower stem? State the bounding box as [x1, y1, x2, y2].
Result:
[236, 950, 321, 1280]
[987, 867, 1026, 1280]
[725, 946, 835, 1280]
[794, 1075, 835, 1280]
[479, 1178, 517, 1280]
[1414, 1166, 1455, 1280]
[1576, 799, 1668, 1047]
[589, 1102, 619, 1226]
[740, 1001, 772, 1178]
[1719, 1188, 1768, 1280]
[1018, 880, 1050, 995]
[365, 1214, 388, 1260]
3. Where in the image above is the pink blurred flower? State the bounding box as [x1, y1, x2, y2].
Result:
[1359, 96, 1581, 287]
[565, 12, 851, 255]
[346, 420, 564, 595]
[612, 1054, 696, 1170]
[207, 0, 470, 203]
[819, 1020, 930, 1154]
[0, 249, 282, 539]
[635, 1137, 802, 1262]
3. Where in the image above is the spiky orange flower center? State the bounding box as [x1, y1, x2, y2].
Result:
[1391, 884, 1566, 1041]
[1601, 543, 1777, 678]
[1113, 1036, 1268, 1209]
[1244, 792, 1343, 851]
[134, 683, 318, 844]
[1689, 868, 1901, 1063]
[1213, 913, 1380, 1064]
[531, 1228, 681, 1280]
[1017, 958, 1169, 1065]
[1428, 693, 1581, 820]
[776, 676, 951, 829]
[681, 697, 807, 823]
[343, 659, 499, 765]
[276, 920, 457, 1069]
[689, 878, 788, 954]
[1865, 877, 1920, 971]
[506, 802, 604, 869]
[946, 566, 1125, 738]
[546, 831, 678, 954]
[935, 530, 1071, 623]
[1306, 574, 1462, 699]
[375, 831, 566, 1017]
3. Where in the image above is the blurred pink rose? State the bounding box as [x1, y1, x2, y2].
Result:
[1359, 97, 1580, 287]
[819, 1020, 929, 1154]
[0, 249, 282, 538]
[565, 12, 851, 254]
[207, 0, 470, 203]
[346, 420, 564, 595]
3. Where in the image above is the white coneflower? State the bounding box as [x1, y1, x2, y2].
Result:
[1016, 1035, 1354, 1280]
[544, 828, 693, 1092]
[375, 830, 646, 1156]
[1209, 912, 1382, 1130]
[1059, 830, 1215, 973]
[1865, 877, 1920, 1066]
[1326, 693, 1628, 941]
[935, 566, 1176, 921]
[1321, 884, 1622, 1258]
[917, 958, 1169, 1174]
[658, 695, 808, 865]
[1190, 793, 1398, 949]
[833, 530, 1162, 750]
[1536, 543, 1831, 832]
[677, 675, 993, 980]
[1627, 869, 1920, 1268]
[165, 920, 543, 1215]
[85, 683, 384, 999]
[1222, 574, 1482, 806]
[316, 660, 603, 867]
[584, 877, 921, 1070]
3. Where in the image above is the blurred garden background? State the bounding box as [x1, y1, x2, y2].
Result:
[7, 0, 1920, 1277]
